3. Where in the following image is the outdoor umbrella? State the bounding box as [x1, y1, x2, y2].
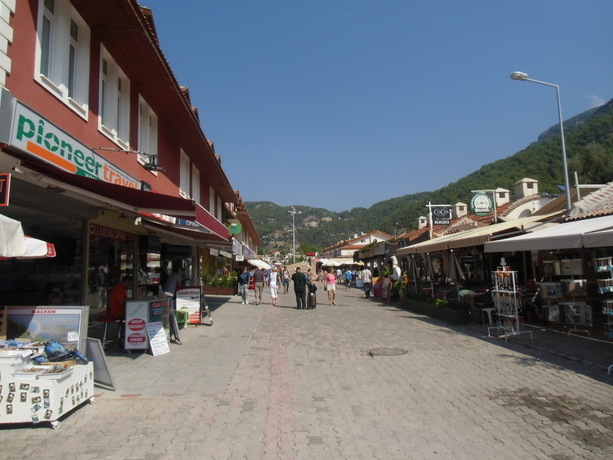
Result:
[424, 252, 435, 299]
[248, 259, 271, 270]
[0, 214, 56, 259]
[445, 250, 466, 300]
[407, 255, 419, 293]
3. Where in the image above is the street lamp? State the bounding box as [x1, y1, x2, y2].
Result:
[289, 206, 297, 263]
[510, 71, 572, 214]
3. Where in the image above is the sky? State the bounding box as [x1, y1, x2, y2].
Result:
[142, 0, 613, 212]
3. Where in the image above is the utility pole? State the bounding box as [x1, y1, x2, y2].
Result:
[289, 206, 297, 263]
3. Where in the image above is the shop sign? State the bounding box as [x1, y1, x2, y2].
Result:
[163, 244, 191, 259]
[90, 223, 136, 242]
[219, 250, 232, 258]
[432, 207, 451, 225]
[10, 101, 140, 189]
[209, 248, 220, 256]
[470, 193, 492, 216]
[0, 172, 10, 206]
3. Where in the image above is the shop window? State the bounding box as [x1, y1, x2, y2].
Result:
[36, 0, 91, 119]
[99, 47, 130, 149]
[191, 166, 200, 203]
[138, 96, 158, 168]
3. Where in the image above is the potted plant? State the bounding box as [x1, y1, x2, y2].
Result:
[202, 272, 237, 296]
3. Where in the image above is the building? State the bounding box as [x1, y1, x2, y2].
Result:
[0, 1, 259, 313]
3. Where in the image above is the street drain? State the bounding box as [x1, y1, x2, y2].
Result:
[367, 347, 408, 357]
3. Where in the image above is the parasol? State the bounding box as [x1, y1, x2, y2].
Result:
[407, 255, 419, 293]
[248, 259, 271, 270]
[445, 250, 466, 300]
[424, 252, 435, 298]
[0, 214, 56, 259]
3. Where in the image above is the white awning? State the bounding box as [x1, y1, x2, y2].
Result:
[484, 215, 613, 253]
[397, 212, 562, 255]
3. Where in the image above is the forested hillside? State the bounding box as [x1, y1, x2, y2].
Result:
[246, 99, 613, 256]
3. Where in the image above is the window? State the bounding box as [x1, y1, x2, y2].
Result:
[36, 0, 90, 118]
[191, 166, 200, 203]
[138, 97, 158, 169]
[99, 47, 130, 148]
[209, 187, 215, 214]
[179, 149, 190, 197]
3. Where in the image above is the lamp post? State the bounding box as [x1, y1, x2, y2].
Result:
[289, 206, 297, 263]
[510, 71, 572, 214]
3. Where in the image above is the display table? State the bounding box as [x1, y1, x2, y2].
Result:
[0, 351, 95, 430]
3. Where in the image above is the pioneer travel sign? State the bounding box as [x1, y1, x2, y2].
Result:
[9, 101, 140, 189]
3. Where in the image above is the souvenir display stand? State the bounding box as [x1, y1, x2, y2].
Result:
[0, 349, 95, 429]
[488, 269, 532, 341]
[595, 257, 613, 374]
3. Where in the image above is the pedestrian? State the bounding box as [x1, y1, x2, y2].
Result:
[163, 265, 182, 310]
[108, 275, 132, 321]
[291, 267, 308, 309]
[253, 267, 266, 305]
[282, 266, 291, 294]
[269, 266, 281, 306]
[344, 268, 352, 289]
[361, 266, 373, 299]
[238, 267, 251, 304]
[325, 268, 337, 305]
[317, 270, 325, 288]
[306, 268, 313, 283]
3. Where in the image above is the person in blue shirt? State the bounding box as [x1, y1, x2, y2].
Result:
[344, 269, 352, 289]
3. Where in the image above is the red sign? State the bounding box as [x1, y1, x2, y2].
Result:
[127, 333, 146, 344]
[128, 318, 146, 331]
[0, 173, 11, 206]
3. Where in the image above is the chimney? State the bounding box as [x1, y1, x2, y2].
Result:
[495, 187, 510, 207]
[417, 216, 428, 229]
[453, 202, 468, 219]
[515, 178, 539, 199]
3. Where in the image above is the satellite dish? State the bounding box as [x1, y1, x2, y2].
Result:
[228, 222, 242, 234]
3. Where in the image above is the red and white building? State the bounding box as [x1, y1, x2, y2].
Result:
[0, 1, 259, 309]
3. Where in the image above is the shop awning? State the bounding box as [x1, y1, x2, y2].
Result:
[397, 212, 562, 255]
[484, 215, 613, 253]
[21, 160, 229, 240]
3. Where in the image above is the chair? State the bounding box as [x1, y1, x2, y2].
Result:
[175, 308, 190, 328]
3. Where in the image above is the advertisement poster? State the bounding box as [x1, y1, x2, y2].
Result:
[125, 301, 149, 350]
[176, 288, 201, 324]
[124, 299, 169, 350]
[146, 321, 170, 356]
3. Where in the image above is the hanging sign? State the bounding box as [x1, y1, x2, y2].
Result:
[432, 207, 451, 225]
[470, 193, 492, 216]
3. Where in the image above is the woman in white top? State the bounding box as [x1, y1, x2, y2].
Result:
[269, 267, 280, 306]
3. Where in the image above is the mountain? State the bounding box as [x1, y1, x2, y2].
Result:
[246, 99, 613, 255]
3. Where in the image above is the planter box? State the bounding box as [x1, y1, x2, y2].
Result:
[203, 286, 236, 296]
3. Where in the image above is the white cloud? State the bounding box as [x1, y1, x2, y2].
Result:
[588, 95, 606, 107]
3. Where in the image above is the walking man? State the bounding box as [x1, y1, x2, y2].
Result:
[238, 267, 251, 304]
[291, 267, 308, 309]
[361, 266, 372, 299]
[253, 267, 266, 305]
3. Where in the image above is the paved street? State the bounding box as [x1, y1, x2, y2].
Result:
[1, 286, 612, 459]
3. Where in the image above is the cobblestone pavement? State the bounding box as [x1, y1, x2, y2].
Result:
[1, 286, 612, 459]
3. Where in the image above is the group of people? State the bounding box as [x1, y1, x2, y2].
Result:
[238, 265, 375, 309]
